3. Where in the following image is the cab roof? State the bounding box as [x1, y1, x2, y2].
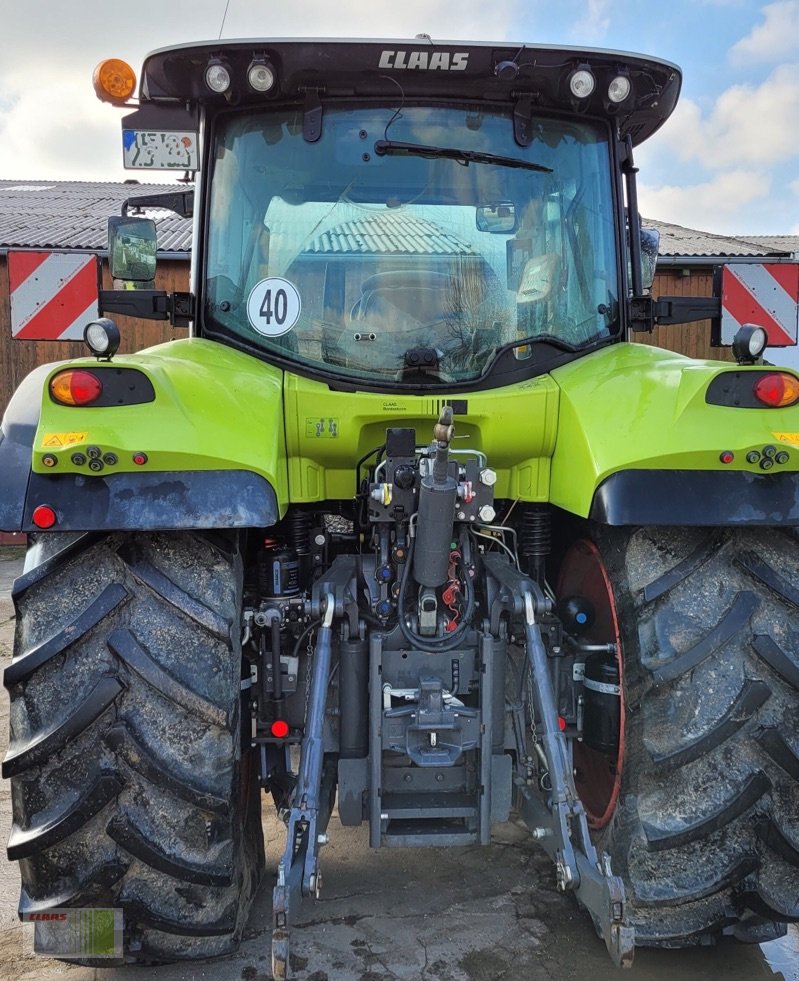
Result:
[138, 37, 681, 146]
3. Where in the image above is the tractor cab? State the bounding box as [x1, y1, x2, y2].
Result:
[98, 39, 681, 389]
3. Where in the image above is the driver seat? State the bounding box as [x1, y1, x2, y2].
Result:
[350, 271, 460, 326]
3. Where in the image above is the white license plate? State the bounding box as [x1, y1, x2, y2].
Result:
[122, 130, 198, 170]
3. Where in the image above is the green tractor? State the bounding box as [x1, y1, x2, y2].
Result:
[2, 38, 798, 976]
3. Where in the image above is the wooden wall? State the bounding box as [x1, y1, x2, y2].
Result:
[637, 267, 734, 363]
[0, 256, 189, 415]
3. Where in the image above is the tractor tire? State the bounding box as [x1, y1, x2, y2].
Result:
[559, 525, 799, 947]
[3, 531, 264, 961]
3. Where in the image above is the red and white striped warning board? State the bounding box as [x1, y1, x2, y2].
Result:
[8, 251, 100, 340]
[720, 262, 799, 347]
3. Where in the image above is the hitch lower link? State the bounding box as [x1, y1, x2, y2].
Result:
[481, 554, 634, 968]
[271, 592, 335, 980]
[519, 582, 634, 969]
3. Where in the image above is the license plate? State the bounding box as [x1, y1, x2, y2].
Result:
[122, 130, 198, 170]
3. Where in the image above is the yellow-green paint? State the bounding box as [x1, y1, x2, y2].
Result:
[33, 338, 291, 515]
[549, 343, 799, 516]
[282, 371, 560, 502]
[32, 338, 561, 508]
[30, 337, 799, 520]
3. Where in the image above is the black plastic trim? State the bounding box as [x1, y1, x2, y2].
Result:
[705, 370, 799, 409]
[200, 324, 596, 394]
[21, 468, 279, 533]
[0, 365, 51, 531]
[590, 469, 799, 526]
[48, 367, 155, 408]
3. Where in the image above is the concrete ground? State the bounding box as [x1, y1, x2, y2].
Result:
[0, 545, 796, 981]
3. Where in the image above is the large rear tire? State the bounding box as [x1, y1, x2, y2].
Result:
[3, 531, 264, 961]
[559, 525, 799, 946]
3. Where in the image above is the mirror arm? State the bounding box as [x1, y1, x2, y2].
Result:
[621, 136, 643, 297]
[628, 295, 721, 332]
[99, 289, 194, 328]
[122, 189, 194, 219]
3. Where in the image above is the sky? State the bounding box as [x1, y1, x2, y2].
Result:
[0, 0, 797, 236]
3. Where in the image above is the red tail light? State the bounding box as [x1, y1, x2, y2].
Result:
[49, 369, 103, 406]
[753, 372, 799, 408]
[32, 505, 57, 529]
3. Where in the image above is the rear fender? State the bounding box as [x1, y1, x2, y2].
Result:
[549, 343, 799, 525]
[1, 338, 287, 532]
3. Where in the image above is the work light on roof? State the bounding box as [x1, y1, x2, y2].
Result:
[205, 60, 232, 94]
[568, 65, 595, 99]
[248, 58, 276, 93]
[608, 74, 632, 104]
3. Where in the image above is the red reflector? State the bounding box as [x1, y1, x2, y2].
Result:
[49, 369, 103, 406]
[753, 372, 799, 408]
[32, 505, 57, 529]
[132, 452, 148, 466]
[719, 451, 735, 464]
[271, 720, 290, 739]
[558, 716, 567, 732]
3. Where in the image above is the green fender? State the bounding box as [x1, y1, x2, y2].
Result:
[16, 338, 289, 531]
[548, 343, 799, 525]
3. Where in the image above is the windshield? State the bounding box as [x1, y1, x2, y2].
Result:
[204, 104, 619, 385]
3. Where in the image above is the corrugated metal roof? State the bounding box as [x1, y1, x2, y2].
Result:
[735, 235, 799, 257]
[645, 217, 789, 259]
[0, 181, 792, 262]
[304, 213, 478, 256]
[0, 180, 192, 253]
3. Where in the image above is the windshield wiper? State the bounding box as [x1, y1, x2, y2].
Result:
[374, 139, 552, 174]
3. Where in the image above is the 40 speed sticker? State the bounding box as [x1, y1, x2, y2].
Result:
[247, 278, 301, 337]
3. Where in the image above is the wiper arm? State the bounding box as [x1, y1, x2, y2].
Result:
[374, 139, 552, 174]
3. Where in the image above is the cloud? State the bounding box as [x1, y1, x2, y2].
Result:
[0, 67, 120, 181]
[663, 64, 799, 169]
[638, 169, 771, 233]
[220, 0, 519, 44]
[0, 0, 520, 182]
[730, 1, 799, 62]
[568, 0, 611, 42]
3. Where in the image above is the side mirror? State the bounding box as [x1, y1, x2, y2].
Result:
[476, 203, 517, 233]
[108, 215, 157, 283]
[639, 226, 660, 291]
